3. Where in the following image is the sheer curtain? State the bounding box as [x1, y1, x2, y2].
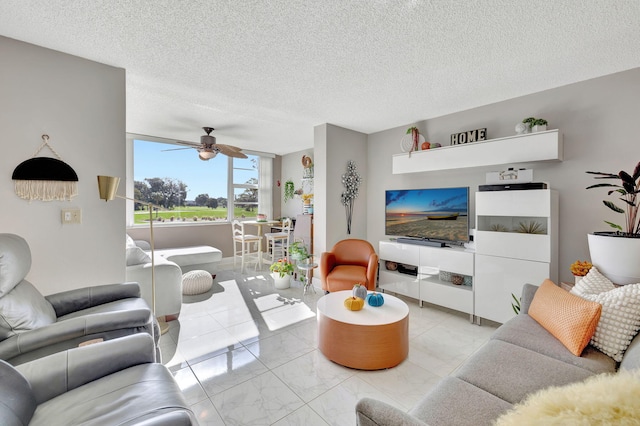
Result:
[259, 156, 273, 219]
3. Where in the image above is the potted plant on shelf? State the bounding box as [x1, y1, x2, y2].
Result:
[521, 117, 548, 132]
[586, 161, 640, 284]
[532, 118, 548, 132]
[270, 258, 294, 289]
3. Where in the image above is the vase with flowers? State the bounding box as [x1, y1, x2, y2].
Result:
[270, 258, 294, 289]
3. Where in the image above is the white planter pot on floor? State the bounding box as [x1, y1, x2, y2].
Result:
[588, 233, 640, 285]
[271, 273, 291, 289]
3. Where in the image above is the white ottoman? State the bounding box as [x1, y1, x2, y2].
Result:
[182, 270, 213, 295]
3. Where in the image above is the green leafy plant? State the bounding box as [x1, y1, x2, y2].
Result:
[270, 258, 294, 278]
[288, 241, 308, 260]
[511, 293, 521, 315]
[586, 161, 640, 235]
[284, 180, 295, 203]
[522, 117, 536, 129]
[522, 117, 547, 129]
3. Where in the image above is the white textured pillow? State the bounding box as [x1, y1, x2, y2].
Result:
[125, 234, 136, 249]
[126, 246, 151, 266]
[571, 267, 640, 361]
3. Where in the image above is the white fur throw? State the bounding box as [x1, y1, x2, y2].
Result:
[495, 369, 640, 426]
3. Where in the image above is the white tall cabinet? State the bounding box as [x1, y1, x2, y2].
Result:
[474, 189, 558, 324]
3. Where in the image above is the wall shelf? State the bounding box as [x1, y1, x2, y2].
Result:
[392, 129, 563, 174]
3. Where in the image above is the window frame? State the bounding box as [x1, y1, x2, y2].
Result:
[127, 133, 274, 227]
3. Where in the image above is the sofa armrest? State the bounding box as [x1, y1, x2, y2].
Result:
[0, 305, 152, 362]
[320, 252, 336, 282]
[45, 283, 141, 317]
[16, 334, 155, 404]
[356, 398, 430, 426]
[519, 283, 539, 314]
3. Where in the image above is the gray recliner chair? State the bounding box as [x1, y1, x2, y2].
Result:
[0, 333, 198, 425]
[0, 233, 157, 365]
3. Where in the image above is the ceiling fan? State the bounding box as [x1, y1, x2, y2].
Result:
[165, 127, 247, 160]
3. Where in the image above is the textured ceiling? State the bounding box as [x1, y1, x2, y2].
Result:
[1, 1, 639, 155]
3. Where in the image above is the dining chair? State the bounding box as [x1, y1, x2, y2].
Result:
[232, 220, 262, 272]
[263, 218, 292, 264]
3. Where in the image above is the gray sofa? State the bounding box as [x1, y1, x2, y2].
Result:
[0, 333, 198, 425]
[356, 283, 640, 426]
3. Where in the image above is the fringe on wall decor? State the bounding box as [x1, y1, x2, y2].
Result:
[12, 134, 79, 201]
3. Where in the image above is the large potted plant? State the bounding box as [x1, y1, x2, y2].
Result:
[586, 161, 640, 284]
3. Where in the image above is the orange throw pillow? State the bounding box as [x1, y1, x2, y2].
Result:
[529, 279, 602, 356]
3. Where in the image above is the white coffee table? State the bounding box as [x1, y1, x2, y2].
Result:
[316, 290, 409, 370]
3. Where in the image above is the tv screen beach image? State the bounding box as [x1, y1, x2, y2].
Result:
[385, 187, 469, 242]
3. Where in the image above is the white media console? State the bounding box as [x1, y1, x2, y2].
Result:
[378, 240, 475, 320]
[379, 189, 558, 324]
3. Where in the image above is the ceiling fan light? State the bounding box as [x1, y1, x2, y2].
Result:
[198, 150, 217, 160]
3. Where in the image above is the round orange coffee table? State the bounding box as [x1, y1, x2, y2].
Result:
[317, 290, 409, 370]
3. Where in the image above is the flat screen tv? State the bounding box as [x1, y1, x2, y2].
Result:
[385, 187, 469, 243]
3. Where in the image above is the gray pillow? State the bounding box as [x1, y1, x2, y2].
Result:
[0, 281, 56, 337]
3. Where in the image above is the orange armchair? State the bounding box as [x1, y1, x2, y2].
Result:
[320, 239, 379, 293]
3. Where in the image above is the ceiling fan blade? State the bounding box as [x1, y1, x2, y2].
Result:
[175, 140, 200, 147]
[161, 147, 194, 152]
[222, 144, 244, 151]
[218, 144, 247, 158]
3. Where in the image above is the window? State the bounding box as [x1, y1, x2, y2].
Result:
[132, 137, 271, 224]
[232, 156, 259, 219]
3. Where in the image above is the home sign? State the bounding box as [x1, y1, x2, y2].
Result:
[450, 128, 487, 145]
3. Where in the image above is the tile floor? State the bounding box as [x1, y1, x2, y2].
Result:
[160, 265, 499, 425]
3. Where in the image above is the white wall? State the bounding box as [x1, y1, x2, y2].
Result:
[280, 148, 313, 219]
[0, 36, 126, 295]
[367, 68, 640, 284]
[315, 124, 367, 255]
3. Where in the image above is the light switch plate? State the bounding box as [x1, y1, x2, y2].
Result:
[61, 208, 81, 224]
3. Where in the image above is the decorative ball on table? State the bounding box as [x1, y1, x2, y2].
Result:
[421, 141, 431, 150]
[366, 292, 384, 307]
[344, 297, 365, 311]
[352, 283, 368, 300]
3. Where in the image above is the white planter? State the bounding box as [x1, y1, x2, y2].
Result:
[532, 124, 547, 132]
[587, 233, 640, 285]
[271, 272, 291, 289]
